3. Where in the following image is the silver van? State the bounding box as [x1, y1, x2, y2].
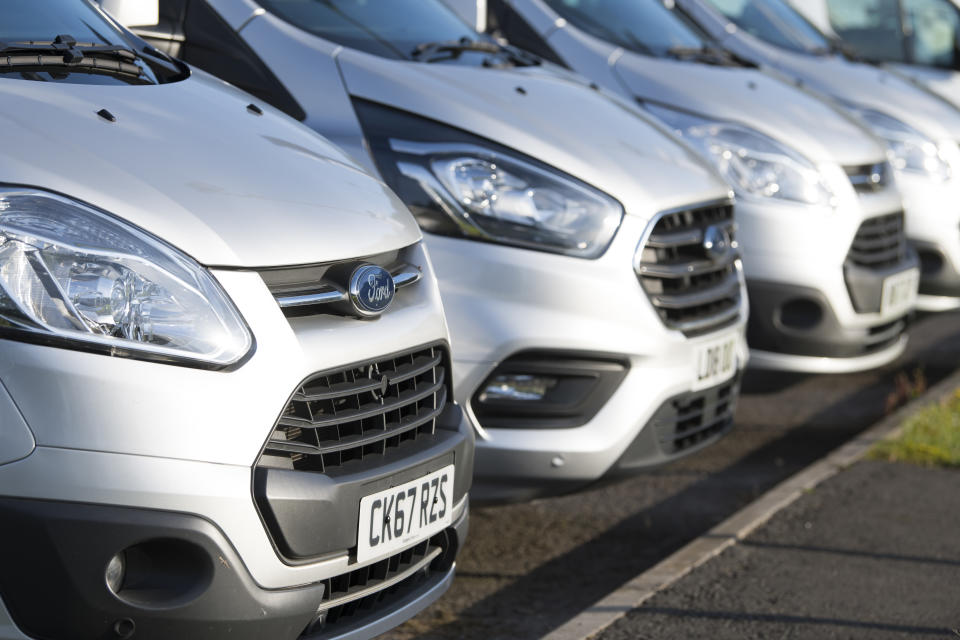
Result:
[486, 0, 921, 373]
[681, 0, 960, 313]
[789, 0, 960, 107]
[120, 0, 752, 503]
[0, 2, 473, 639]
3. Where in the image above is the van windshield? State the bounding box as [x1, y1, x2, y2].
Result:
[257, 0, 480, 59]
[702, 0, 833, 53]
[541, 0, 712, 56]
[3, 0, 127, 44]
[1, 0, 182, 85]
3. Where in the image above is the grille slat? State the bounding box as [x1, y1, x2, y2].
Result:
[636, 202, 742, 337]
[259, 345, 448, 474]
[846, 212, 908, 270]
[638, 252, 739, 278]
[648, 272, 742, 310]
[279, 375, 445, 431]
[306, 393, 446, 455]
[303, 532, 453, 638]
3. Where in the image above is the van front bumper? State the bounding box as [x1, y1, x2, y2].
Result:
[0, 493, 468, 640]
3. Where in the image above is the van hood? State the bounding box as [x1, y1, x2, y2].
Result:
[336, 50, 731, 219]
[887, 64, 960, 115]
[612, 53, 886, 166]
[0, 71, 421, 268]
[763, 51, 960, 142]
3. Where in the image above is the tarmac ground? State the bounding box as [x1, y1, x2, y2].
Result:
[598, 459, 960, 640]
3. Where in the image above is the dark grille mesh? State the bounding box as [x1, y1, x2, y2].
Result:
[846, 212, 909, 270]
[302, 530, 455, 638]
[636, 202, 742, 337]
[656, 376, 740, 454]
[258, 345, 447, 474]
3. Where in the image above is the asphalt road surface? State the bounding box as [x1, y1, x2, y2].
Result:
[598, 460, 960, 639]
[384, 310, 960, 640]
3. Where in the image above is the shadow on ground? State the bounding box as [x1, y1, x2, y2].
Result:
[395, 314, 960, 640]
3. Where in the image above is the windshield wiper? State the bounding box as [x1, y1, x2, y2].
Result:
[411, 37, 540, 67]
[0, 34, 145, 80]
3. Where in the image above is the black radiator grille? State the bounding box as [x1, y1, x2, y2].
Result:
[258, 345, 448, 474]
[846, 212, 908, 270]
[302, 530, 454, 638]
[636, 202, 742, 337]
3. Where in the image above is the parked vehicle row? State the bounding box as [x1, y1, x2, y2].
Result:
[0, 1, 956, 639]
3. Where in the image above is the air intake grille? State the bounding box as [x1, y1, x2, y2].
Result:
[636, 202, 742, 337]
[303, 530, 455, 638]
[655, 376, 740, 454]
[258, 345, 448, 474]
[847, 212, 908, 270]
[844, 162, 891, 194]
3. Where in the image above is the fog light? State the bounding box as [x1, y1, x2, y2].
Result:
[105, 552, 126, 594]
[478, 375, 558, 403]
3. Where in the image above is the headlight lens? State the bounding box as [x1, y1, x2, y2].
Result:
[0, 189, 252, 368]
[646, 103, 836, 208]
[839, 104, 952, 181]
[353, 100, 623, 259]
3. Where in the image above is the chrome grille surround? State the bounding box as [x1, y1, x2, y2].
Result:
[635, 200, 743, 337]
[257, 344, 449, 475]
[258, 243, 422, 318]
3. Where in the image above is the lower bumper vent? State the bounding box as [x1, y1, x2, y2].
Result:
[302, 530, 456, 638]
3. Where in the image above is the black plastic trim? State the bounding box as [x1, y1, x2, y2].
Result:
[0, 498, 322, 640]
[913, 240, 960, 297]
[469, 350, 630, 429]
[746, 279, 910, 358]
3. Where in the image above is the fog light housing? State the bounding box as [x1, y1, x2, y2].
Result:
[479, 375, 558, 403]
[471, 351, 628, 430]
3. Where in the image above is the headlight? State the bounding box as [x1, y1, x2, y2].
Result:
[0, 188, 252, 368]
[353, 100, 623, 259]
[645, 103, 836, 208]
[838, 104, 952, 181]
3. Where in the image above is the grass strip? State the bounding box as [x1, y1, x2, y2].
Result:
[869, 389, 960, 468]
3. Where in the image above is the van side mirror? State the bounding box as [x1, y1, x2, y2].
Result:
[442, 0, 488, 33]
[99, 0, 160, 28]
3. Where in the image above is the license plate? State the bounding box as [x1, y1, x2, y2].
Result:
[881, 268, 919, 316]
[356, 465, 454, 564]
[692, 333, 738, 392]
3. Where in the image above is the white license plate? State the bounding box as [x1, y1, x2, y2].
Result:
[692, 333, 738, 392]
[881, 268, 920, 316]
[356, 465, 454, 563]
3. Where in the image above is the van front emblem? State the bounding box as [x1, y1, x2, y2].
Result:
[703, 225, 731, 262]
[348, 264, 396, 317]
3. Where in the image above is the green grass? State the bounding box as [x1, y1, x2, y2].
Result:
[869, 390, 960, 468]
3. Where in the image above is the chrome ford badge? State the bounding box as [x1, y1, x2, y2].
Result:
[703, 225, 731, 262]
[348, 264, 396, 317]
